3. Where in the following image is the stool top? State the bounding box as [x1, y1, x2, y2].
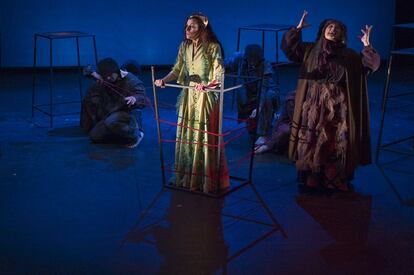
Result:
[36, 31, 94, 39]
[393, 23, 414, 29]
[239, 24, 294, 31]
[391, 47, 414, 56]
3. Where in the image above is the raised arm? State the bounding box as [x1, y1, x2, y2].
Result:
[360, 25, 380, 72]
[281, 10, 313, 63]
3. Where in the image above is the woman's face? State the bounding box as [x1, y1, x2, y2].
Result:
[324, 23, 342, 42]
[185, 19, 200, 40]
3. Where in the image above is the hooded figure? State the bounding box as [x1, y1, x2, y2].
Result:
[282, 16, 380, 191]
[80, 58, 146, 148]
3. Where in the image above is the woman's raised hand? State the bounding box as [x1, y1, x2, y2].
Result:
[297, 10, 310, 30]
[360, 25, 372, 47]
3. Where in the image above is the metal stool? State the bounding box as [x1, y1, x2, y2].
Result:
[233, 24, 293, 110]
[0, 32, 2, 70]
[32, 31, 98, 127]
[376, 23, 414, 206]
[376, 23, 414, 163]
[236, 24, 293, 85]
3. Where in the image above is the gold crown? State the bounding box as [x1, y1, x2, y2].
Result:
[189, 13, 209, 27]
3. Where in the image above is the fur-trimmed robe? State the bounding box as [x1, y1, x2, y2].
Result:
[282, 28, 380, 177]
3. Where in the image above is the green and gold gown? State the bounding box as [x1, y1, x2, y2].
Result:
[170, 41, 230, 193]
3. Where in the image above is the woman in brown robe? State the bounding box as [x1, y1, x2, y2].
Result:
[282, 11, 380, 191]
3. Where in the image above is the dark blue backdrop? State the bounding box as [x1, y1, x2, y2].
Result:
[0, 0, 395, 67]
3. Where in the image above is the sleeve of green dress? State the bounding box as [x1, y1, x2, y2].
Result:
[209, 43, 225, 83]
[171, 42, 185, 79]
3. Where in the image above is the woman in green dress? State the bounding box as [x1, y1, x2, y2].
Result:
[155, 13, 229, 193]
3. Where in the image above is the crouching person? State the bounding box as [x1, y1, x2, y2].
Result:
[80, 58, 146, 148]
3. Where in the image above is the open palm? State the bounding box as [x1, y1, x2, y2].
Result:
[360, 25, 372, 46]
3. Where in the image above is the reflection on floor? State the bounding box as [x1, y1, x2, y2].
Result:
[0, 66, 413, 274]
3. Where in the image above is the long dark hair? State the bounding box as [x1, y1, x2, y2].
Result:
[183, 13, 225, 58]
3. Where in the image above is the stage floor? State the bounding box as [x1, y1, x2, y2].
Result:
[0, 65, 413, 274]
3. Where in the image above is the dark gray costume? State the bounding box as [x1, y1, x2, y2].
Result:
[226, 45, 279, 136]
[80, 58, 146, 145]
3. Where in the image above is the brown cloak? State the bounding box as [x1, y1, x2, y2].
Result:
[282, 28, 380, 175]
